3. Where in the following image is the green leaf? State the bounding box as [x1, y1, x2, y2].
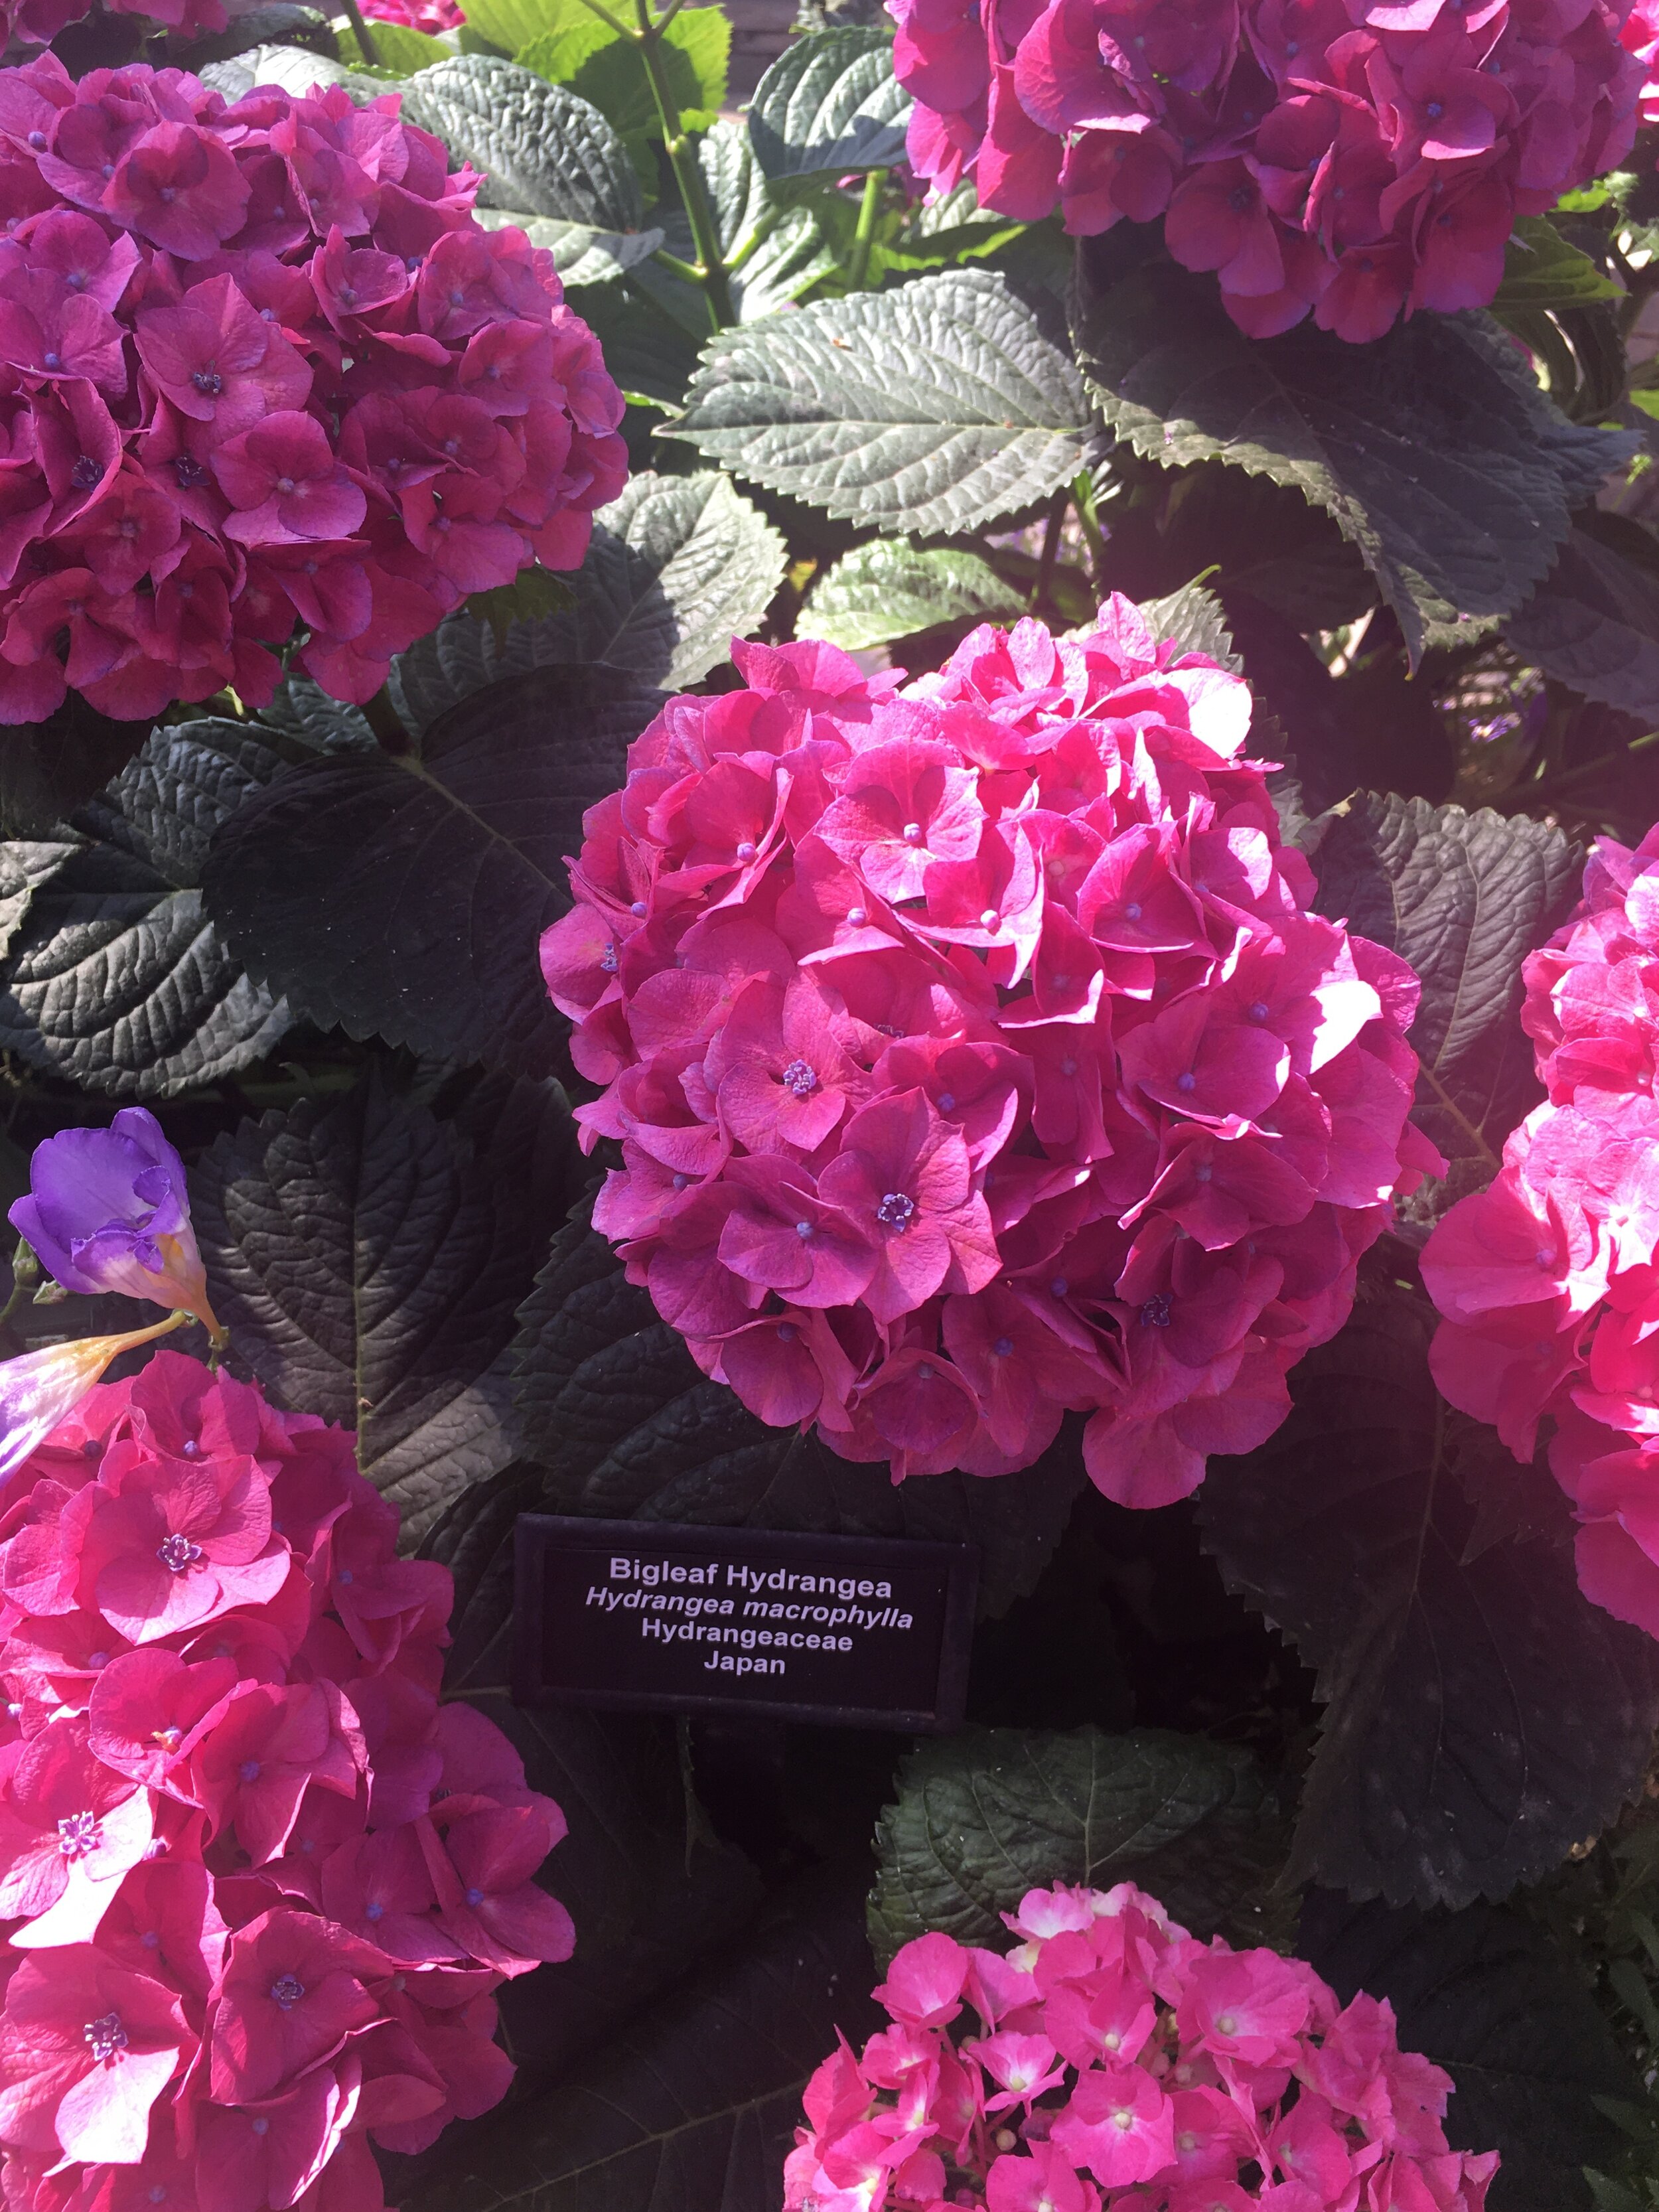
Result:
[632, 118, 838, 333]
[401, 55, 642, 230]
[0, 723, 294, 1100]
[0, 696, 152, 838]
[193, 1073, 583, 1544]
[868, 1726, 1286, 1966]
[1307, 792, 1581, 1228]
[0, 841, 78, 962]
[1302, 1890, 1638, 2209]
[572, 281, 704, 409]
[671, 268, 1090, 536]
[510, 1208, 1084, 1617]
[465, 564, 577, 642]
[871, 178, 1024, 276]
[1495, 214, 1621, 311]
[470, 206, 665, 285]
[338, 17, 448, 70]
[397, 1881, 882, 2212]
[520, 7, 729, 144]
[1506, 524, 1659, 718]
[1072, 237, 1634, 665]
[747, 26, 910, 179]
[258, 676, 378, 755]
[198, 44, 392, 100]
[525, 470, 784, 686]
[202, 662, 660, 1078]
[1197, 1281, 1659, 1909]
[798, 540, 1023, 650]
[1136, 581, 1241, 672]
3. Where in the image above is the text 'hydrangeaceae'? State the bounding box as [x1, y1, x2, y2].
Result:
[0, 1348, 571, 2212]
[1423, 822, 1659, 1643]
[543, 603, 1435, 1506]
[786, 1880, 1499, 2211]
[889, 0, 1642, 342]
[0, 54, 625, 717]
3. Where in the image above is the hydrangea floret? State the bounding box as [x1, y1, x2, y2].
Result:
[0, 54, 624, 718]
[0, 1345, 571, 2212]
[544, 603, 1438, 1507]
[1423, 821, 1659, 1641]
[786, 1880, 1499, 2211]
[887, 0, 1643, 341]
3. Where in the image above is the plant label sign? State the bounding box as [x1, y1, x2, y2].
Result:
[513, 1514, 979, 1731]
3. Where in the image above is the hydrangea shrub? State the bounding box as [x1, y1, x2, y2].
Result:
[0, 1347, 570, 2209]
[786, 1881, 1499, 2211]
[0, 55, 624, 720]
[887, 0, 1644, 339]
[545, 602, 1439, 1506]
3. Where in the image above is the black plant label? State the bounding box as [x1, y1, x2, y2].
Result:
[514, 1515, 979, 1730]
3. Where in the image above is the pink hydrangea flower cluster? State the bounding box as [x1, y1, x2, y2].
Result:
[1423, 822, 1659, 1643]
[362, 0, 466, 32]
[1623, 0, 1659, 121]
[543, 603, 1437, 1507]
[889, 0, 1643, 342]
[0, 54, 625, 721]
[786, 1881, 1499, 2212]
[0, 1348, 572, 2212]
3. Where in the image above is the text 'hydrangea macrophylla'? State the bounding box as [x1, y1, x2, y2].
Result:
[889, 0, 1642, 342]
[11, 1110, 220, 1342]
[1422, 820, 1659, 1643]
[546, 603, 1437, 1507]
[0, 1345, 571, 2211]
[785, 1880, 1500, 2212]
[0, 54, 624, 719]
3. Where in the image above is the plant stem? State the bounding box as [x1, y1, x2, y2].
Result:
[1512, 725, 1659, 805]
[567, 0, 636, 37]
[339, 0, 381, 67]
[1071, 470, 1106, 588]
[1033, 487, 1066, 615]
[845, 167, 885, 291]
[634, 0, 733, 329]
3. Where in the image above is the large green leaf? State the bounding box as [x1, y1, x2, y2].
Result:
[747, 26, 911, 179]
[573, 281, 704, 411]
[470, 206, 665, 286]
[398, 1880, 882, 2212]
[798, 541, 1024, 650]
[1307, 792, 1580, 1228]
[202, 663, 659, 1078]
[1072, 237, 1633, 664]
[510, 1208, 1084, 1617]
[401, 55, 642, 230]
[199, 43, 390, 100]
[1303, 1890, 1638, 2211]
[0, 723, 293, 1100]
[527, 471, 784, 687]
[868, 1726, 1285, 1966]
[1506, 524, 1659, 718]
[193, 1074, 583, 1543]
[671, 269, 1090, 536]
[1197, 1282, 1659, 1911]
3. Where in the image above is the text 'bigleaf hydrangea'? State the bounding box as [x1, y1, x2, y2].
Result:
[0, 1349, 571, 2212]
[543, 603, 1436, 1506]
[889, 0, 1642, 342]
[0, 55, 625, 719]
[786, 1881, 1499, 2211]
[1423, 822, 1659, 1644]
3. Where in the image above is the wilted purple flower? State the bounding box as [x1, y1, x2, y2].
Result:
[8, 1110, 220, 1337]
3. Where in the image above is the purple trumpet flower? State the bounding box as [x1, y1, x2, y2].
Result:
[8, 1110, 220, 1338]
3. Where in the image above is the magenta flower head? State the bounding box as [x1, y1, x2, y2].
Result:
[549, 605, 1441, 1505]
[787, 1879, 1500, 2212]
[9, 1109, 220, 1339]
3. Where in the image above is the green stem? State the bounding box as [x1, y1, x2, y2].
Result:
[1033, 486, 1066, 615]
[1071, 470, 1106, 588]
[652, 246, 706, 285]
[566, 0, 636, 37]
[634, 0, 733, 329]
[339, 0, 381, 68]
[845, 167, 885, 291]
[1512, 725, 1659, 805]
